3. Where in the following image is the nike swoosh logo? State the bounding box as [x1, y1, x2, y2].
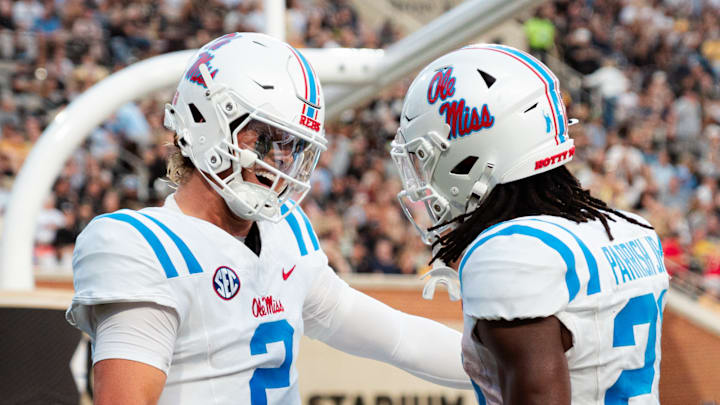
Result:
[282, 265, 296, 281]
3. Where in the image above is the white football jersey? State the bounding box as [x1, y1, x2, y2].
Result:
[67, 195, 336, 405]
[459, 213, 669, 405]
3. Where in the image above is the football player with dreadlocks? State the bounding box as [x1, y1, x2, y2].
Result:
[392, 44, 669, 404]
[66, 33, 471, 405]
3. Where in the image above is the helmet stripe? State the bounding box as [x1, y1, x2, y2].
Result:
[313, 80, 321, 119]
[297, 51, 318, 117]
[288, 47, 310, 116]
[463, 45, 565, 144]
[490, 45, 566, 142]
[289, 47, 319, 119]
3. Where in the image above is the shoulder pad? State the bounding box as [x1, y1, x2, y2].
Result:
[460, 218, 581, 320]
[68, 211, 182, 327]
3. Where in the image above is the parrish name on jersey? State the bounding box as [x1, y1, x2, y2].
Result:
[600, 235, 666, 286]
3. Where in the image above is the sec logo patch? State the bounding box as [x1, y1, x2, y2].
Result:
[213, 266, 240, 300]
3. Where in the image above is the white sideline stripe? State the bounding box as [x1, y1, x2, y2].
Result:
[666, 287, 720, 337]
[3, 277, 719, 338]
[0, 288, 73, 310]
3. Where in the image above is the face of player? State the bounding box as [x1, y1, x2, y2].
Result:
[236, 119, 310, 192]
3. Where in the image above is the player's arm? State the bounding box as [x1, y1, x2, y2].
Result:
[458, 221, 579, 401]
[474, 316, 572, 405]
[303, 266, 471, 389]
[94, 359, 166, 405]
[66, 217, 182, 404]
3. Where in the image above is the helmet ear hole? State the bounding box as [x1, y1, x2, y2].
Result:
[450, 156, 479, 175]
[188, 103, 206, 123]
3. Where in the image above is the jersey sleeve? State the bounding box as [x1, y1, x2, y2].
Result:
[92, 302, 179, 374]
[66, 213, 179, 336]
[302, 266, 471, 389]
[460, 226, 573, 321]
[302, 263, 350, 340]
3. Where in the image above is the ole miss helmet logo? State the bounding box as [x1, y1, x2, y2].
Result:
[213, 266, 240, 300]
[185, 33, 242, 88]
[427, 67, 494, 141]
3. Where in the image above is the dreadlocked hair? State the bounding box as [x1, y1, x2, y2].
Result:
[430, 166, 653, 266]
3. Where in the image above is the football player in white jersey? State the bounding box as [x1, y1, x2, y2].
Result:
[391, 44, 669, 404]
[66, 33, 472, 404]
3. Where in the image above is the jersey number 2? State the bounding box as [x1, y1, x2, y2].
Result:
[605, 290, 667, 405]
[249, 320, 294, 405]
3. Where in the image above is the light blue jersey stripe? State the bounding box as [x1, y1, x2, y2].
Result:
[459, 224, 580, 302]
[296, 208, 319, 251]
[287, 200, 319, 251]
[281, 204, 308, 256]
[461, 353, 487, 404]
[471, 380, 487, 404]
[99, 213, 178, 278]
[489, 44, 566, 142]
[655, 234, 663, 252]
[475, 217, 527, 240]
[139, 213, 203, 274]
[657, 289, 667, 321]
[527, 218, 600, 295]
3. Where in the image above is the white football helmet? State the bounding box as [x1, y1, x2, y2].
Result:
[392, 44, 576, 245]
[164, 32, 327, 222]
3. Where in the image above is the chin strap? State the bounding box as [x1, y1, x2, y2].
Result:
[421, 260, 461, 301]
[237, 148, 257, 168]
[466, 162, 495, 213]
[421, 163, 494, 302]
[199, 63, 222, 97]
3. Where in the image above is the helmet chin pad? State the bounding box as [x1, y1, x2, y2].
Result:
[222, 178, 280, 220]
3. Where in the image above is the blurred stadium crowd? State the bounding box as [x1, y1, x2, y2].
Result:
[0, 0, 719, 297]
[537, 0, 720, 297]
